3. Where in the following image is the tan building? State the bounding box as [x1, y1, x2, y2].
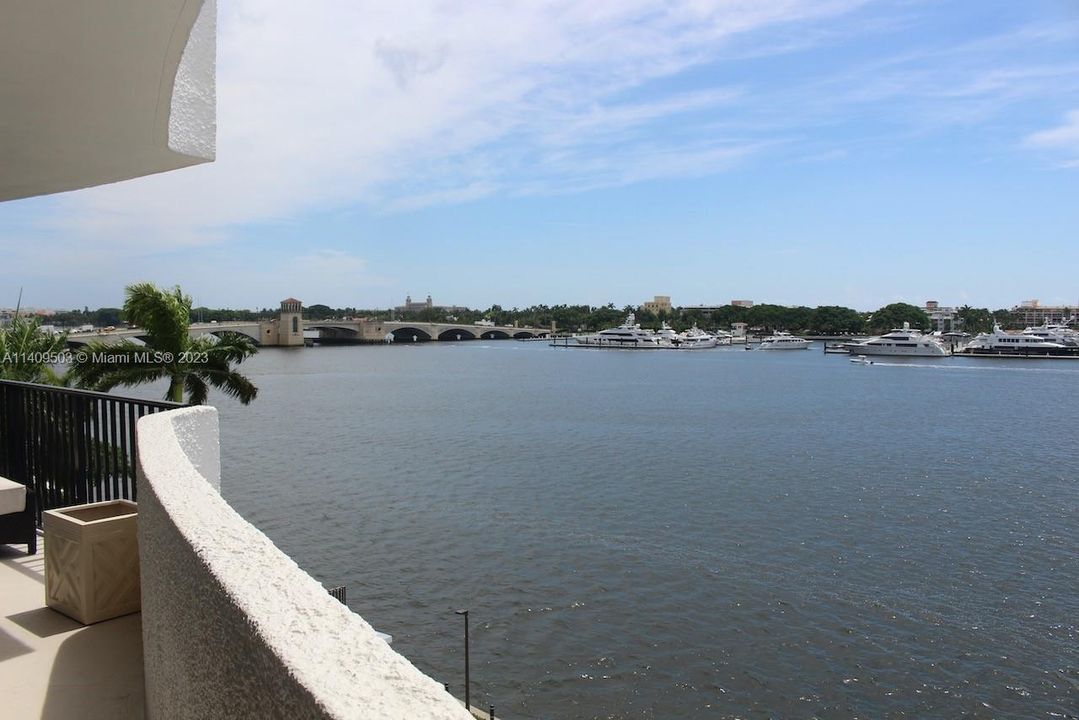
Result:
[731, 300, 754, 308]
[1012, 300, 1077, 326]
[393, 294, 468, 315]
[642, 295, 672, 314]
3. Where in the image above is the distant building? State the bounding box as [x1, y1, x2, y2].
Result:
[1011, 300, 1077, 326]
[731, 300, 754, 308]
[394, 294, 467, 315]
[642, 295, 672, 314]
[0, 308, 55, 327]
[923, 300, 958, 332]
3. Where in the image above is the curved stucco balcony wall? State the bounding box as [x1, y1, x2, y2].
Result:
[136, 407, 473, 720]
[0, 0, 216, 201]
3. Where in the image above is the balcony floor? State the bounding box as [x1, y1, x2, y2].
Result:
[1, 537, 144, 719]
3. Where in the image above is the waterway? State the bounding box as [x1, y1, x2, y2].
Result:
[203, 342, 1077, 719]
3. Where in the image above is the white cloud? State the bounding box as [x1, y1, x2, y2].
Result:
[1024, 109, 1079, 165]
[25, 1, 864, 248]
[6, 1, 1079, 309]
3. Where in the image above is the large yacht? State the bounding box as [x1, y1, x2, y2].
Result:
[574, 314, 663, 348]
[846, 322, 949, 357]
[677, 325, 718, 349]
[1020, 321, 1079, 347]
[655, 321, 680, 344]
[958, 324, 1079, 357]
[757, 331, 811, 350]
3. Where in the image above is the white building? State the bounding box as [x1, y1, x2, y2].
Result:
[924, 300, 958, 332]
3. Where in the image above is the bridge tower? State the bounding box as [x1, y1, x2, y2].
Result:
[278, 298, 304, 346]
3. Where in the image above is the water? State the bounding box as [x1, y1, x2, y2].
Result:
[199, 342, 1077, 719]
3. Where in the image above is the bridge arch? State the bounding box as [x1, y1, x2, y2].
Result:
[390, 327, 432, 342]
[512, 331, 537, 339]
[438, 328, 476, 341]
[480, 330, 511, 340]
[308, 325, 358, 344]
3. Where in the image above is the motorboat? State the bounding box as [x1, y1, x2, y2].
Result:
[655, 321, 680, 344]
[957, 324, 1079, 357]
[757, 331, 811, 350]
[849, 355, 874, 365]
[845, 322, 949, 357]
[573, 314, 663, 348]
[672, 325, 716, 349]
[1020, 321, 1079, 347]
[712, 329, 734, 346]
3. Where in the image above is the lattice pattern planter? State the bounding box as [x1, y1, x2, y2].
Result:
[44, 500, 140, 624]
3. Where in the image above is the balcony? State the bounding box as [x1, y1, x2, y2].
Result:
[0, 538, 144, 717]
[1, 380, 475, 719]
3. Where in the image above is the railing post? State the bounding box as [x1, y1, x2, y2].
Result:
[455, 609, 470, 712]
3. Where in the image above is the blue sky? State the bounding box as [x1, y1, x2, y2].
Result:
[3, 0, 1079, 312]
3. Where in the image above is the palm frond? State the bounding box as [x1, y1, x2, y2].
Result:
[68, 341, 169, 392]
[0, 316, 70, 384]
[123, 283, 191, 353]
[196, 362, 259, 404]
[198, 332, 259, 364]
[183, 373, 210, 405]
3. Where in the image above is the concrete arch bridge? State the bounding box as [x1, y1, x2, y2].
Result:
[305, 319, 551, 344]
[65, 321, 278, 348]
[62, 298, 553, 349]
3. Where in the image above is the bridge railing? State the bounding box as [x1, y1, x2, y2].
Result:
[0, 379, 183, 524]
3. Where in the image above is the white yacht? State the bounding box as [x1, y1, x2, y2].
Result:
[958, 324, 1079, 357]
[845, 322, 949, 357]
[655, 321, 680, 344]
[677, 325, 718, 349]
[574, 314, 663, 348]
[1020, 321, 1079, 347]
[757, 331, 811, 350]
[712, 329, 734, 346]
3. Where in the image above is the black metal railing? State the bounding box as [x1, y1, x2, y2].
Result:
[0, 379, 183, 524]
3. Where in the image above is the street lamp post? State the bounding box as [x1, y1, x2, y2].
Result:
[455, 609, 470, 711]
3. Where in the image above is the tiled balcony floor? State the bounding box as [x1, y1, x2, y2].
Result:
[0, 537, 144, 719]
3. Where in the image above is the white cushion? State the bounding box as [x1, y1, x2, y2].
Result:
[0, 476, 27, 515]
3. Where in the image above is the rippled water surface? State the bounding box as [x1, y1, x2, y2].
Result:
[206, 342, 1077, 719]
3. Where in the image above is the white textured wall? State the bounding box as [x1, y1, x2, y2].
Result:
[1, 0, 215, 201]
[167, 0, 215, 158]
[137, 407, 473, 720]
[168, 0, 217, 160]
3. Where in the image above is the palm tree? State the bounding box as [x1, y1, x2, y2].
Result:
[0, 315, 69, 384]
[70, 283, 258, 404]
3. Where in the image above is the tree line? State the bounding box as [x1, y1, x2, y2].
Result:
[307, 301, 1018, 335]
[45, 305, 277, 327]
[32, 299, 1024, 336]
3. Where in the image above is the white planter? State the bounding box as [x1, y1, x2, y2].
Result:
[44, 500, 140, 624]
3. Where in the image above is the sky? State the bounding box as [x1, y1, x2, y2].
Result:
[3, 0, 1079, 313]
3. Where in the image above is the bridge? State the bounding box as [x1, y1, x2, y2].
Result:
[305, 319, 551, 343]
[66, 320, 273, 347]
[65, 299, 552, 347]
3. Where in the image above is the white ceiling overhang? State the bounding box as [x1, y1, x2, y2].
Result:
[0, 0, 216, 201]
